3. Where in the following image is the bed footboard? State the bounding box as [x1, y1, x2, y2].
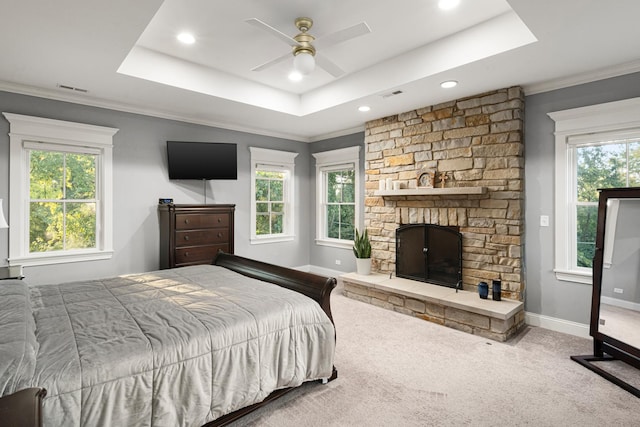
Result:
[0, 388, 46, 427]
[213, 252, 337, 323]
[208, 252, 338, 427]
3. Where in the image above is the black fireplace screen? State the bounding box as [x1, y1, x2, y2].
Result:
[396, 224, 462, 288]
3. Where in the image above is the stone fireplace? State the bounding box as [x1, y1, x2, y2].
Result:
[341, 86, 525, 341]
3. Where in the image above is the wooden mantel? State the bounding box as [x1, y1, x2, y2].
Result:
[374, 187, 487, 197]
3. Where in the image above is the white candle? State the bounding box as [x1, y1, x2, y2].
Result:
[379, 180, 386, 190]
[386, 178, 393, 190]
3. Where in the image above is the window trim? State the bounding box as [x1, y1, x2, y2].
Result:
[312, 146, 361, 250]
[549, 97, 640, 284]
[3, 113, 118, 266]
[249, 147, 298, 244]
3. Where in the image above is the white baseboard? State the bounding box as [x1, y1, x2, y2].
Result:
[525, 312, 590, 339]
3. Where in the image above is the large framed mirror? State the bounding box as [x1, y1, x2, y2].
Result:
[571, 187, 640, 397]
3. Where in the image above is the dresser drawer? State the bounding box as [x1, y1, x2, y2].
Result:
[175, 244, 229, 265]
[175, 213, 229, 230]
[175, 229, 229, 247]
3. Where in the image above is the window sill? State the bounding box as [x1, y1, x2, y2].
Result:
[250, 235, 295, 245]
[315, 239, 353, 250]
[554, 268, 592, 285]
[9, 250, 114, 267]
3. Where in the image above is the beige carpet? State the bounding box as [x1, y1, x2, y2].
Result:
[230, 288, 640, 426]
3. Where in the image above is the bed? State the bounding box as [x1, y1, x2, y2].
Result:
[0, 252, 337, 426]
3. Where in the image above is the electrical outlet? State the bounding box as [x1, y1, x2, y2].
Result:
[335, 259, 341, 265]
[614, 288, 624, 294]
[540, 215, 549, 227]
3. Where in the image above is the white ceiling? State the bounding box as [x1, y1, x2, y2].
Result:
[1, 0, 640, 142]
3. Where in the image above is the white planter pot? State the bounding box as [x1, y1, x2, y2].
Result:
[356, 258, 371, 275]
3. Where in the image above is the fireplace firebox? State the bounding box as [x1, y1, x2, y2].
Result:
[396, 224, 462, 288]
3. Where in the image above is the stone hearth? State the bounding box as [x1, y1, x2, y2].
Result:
[341, 272, 524, 342]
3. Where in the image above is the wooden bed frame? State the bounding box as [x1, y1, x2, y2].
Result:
[0, 252, 338, 427]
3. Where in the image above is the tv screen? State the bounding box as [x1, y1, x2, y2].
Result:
[167, 141, 237, 180]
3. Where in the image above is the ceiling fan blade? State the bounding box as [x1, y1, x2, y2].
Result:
[245, 18, 300, 47]
[316, 54, 345, 78]
[315, 22, 371, 49]
[251, 51, 292, 72]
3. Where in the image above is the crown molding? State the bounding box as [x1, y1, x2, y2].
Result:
[523, 59, 640, 96]
[0, 80, 315, 143]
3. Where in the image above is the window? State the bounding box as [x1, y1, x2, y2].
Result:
[4, 113, 117, 266]
[249, 147, 297, 244]
[313, 146, 360, 249]
[550, 97, 640, 284]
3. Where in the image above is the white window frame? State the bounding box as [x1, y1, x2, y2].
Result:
[3, 113, 117, 267]
[549, 97, 640, 284]
[312, 146, 361, 250]
[249, 147, 297, 244]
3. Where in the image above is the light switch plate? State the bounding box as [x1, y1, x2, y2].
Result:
[540, 215, 549, 227]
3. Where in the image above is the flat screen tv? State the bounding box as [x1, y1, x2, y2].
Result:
[167, 141, 237, 180]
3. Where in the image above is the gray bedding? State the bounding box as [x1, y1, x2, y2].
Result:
[0, 264, 335, 426]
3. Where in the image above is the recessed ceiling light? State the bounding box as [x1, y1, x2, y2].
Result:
[438, 0, 460, 10]
[177, 32, 196, 44]
[440, 80, 458, 89]
[358, 105, 371, 112]
[288, 71, 303, 82]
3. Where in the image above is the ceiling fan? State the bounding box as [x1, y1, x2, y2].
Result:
[245, 17, 371, 78]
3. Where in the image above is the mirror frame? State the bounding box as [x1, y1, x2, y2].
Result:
[571, 187, 640, 398]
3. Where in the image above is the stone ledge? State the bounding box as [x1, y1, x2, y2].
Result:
[340, 272, 525, 342]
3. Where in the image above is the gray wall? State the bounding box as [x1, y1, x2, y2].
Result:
[309, 133, 366, 274]
[0, 90, 313, 284]
[524, 71, 640, 324]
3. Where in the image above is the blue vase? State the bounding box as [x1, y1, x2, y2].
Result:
[478, 282, 489, 299]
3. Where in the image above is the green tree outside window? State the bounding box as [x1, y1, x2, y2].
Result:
[326, 169, 355, 241]
[28, 149, 97, 253]
[255, 170, 285, 235]
[576, 141, 640, 268]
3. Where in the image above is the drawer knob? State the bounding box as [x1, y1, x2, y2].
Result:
[184, 219, 190, 224]
[184, 252, 189, 257]
[217, 218, 222, 222]
[184, 236, 190, 241]
[218, 232, 223, 238]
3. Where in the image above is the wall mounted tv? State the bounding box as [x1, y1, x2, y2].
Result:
[167, 141, 237, 180]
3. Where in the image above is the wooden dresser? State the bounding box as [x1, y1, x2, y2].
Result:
[158, 204, 235, 269]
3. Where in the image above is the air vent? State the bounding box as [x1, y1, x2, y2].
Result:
[381, 90, 403, 98]
[57, 84, 88, 93]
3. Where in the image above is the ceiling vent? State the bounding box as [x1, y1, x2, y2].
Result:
[381, 90, 403, 98]
[57, 84, 88, 93]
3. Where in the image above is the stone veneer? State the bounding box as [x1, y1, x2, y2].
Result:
[364, 86, 525, 301]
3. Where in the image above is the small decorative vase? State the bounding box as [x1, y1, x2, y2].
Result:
[478, 281, 489, 299]
[356, 258, 371, 275]
[492, 280, 502, 301]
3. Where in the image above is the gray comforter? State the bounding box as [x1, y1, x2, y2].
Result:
[0, 265, 335, 426]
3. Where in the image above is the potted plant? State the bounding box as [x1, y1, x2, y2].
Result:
[353, 228, 372, 275]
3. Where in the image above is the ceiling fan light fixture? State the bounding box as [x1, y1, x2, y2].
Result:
[293, 51, 315, 75]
